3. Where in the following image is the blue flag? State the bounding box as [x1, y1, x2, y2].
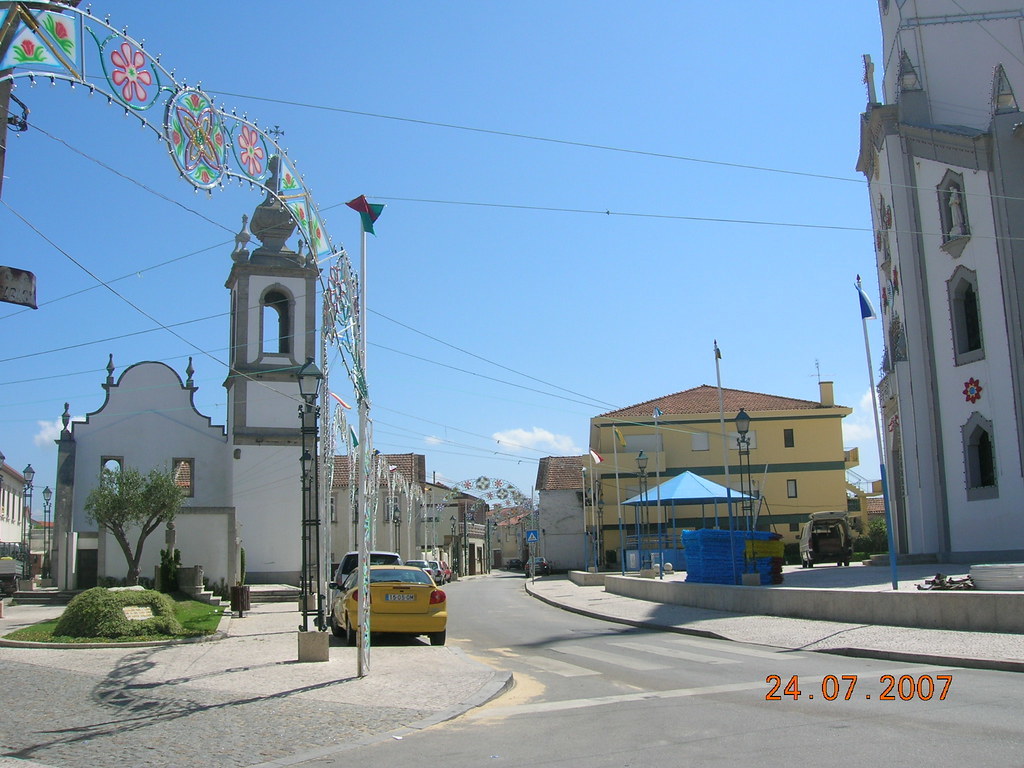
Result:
[856, 275, 877, 319]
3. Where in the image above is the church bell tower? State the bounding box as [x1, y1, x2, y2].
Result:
[223, 155, 319, 583]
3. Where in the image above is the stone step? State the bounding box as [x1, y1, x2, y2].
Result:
[250, 588, 302, 603]
[11, 589, 76, 605]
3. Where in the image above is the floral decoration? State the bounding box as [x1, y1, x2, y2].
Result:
[236, 125, 265, 177]
[11, 34, 47, 64]
[165, 88, 227, 188]
[963, 378, 983, 404]
[109, 42, 152, 103]
[41, 13, 75, 56]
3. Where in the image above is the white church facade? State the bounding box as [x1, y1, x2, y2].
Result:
[52, 161, 321, 590]
[858, 0, 1024, 560]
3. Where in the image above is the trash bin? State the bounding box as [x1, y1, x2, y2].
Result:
[230, 585, 251, 617]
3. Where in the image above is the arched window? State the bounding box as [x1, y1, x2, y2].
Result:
[963, 413, 997, 500]
[948, 266, 984, 365]
[261, 289, 292, 355]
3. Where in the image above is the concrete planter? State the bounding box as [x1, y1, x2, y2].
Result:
[297, 630, 330, 662]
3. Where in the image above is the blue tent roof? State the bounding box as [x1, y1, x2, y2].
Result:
[622, 471, 752, 506]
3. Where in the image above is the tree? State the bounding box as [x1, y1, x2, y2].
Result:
[868, 516, 888, 553]
[84, 466, 185, 586]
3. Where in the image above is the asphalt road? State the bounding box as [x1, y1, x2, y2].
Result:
[301, 571, 1024, 768]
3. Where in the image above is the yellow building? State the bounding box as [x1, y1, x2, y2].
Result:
[587, 382, 855, 567]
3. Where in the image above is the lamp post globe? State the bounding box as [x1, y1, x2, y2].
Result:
[735, 408, 751, 437]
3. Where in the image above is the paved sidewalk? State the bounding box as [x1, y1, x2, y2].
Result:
[0, 600, 510, 768]
[525, 563, 1024, 673]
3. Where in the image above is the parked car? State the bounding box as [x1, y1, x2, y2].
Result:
[404, 559, 440, 582]
[428, 560, 451, 584]
[329, 564, 447, 646]
[504, 558, 523, 571]
[799, 511, 853, 567]
[331, 550, 402, 585]
[524, 556, 551, 576]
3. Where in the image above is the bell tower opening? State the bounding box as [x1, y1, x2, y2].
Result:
[261, 289, 292, 355]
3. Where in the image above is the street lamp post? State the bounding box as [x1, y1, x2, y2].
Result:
[735, 408, 753, 534]
[450, 515, 458, 577]
[464, 507, 472, 577]
[22, 464, 34, 580]
[296, 358, 324, 633]
[636, 451, 648, 571]
[42, 486, 52, 580]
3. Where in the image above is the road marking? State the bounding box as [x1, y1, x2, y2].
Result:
[521, 655, 600, 677]
[467, 664, 955, 720]
[661, 635, 805, 660]
[552, 644, 668, 671]
[609, 640, 740, 665]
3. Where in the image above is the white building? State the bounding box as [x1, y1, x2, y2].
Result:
[0, 458, 30, 563]
[52, 165, 321, 590]
[857, 0, 1024, 560]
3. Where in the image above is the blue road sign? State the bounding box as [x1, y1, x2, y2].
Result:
[525, 529, 539, 543]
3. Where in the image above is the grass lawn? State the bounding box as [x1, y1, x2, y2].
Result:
[3, 593, 226, 644]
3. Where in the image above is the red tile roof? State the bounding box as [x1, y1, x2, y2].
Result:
[536, 455, 586, 491]
[599, 385, 840, 418]
[331, 453, 426, 490]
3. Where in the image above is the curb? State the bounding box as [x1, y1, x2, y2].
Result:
[525, 582, 1024, 675]
[524, 581, 730, 642]
[817, 646, 1024, 674]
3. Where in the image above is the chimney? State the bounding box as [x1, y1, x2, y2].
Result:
[819, 381, 835, 407]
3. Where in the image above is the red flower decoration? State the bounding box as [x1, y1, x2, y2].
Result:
[963, 378, 983, 404]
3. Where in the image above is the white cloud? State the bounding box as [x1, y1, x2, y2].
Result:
[34, 415, 85, 448]
[34, 418, 66, 448]
[842, 390, 880, 478]
[493, 427, 580, 455]
[424, 435, 444, 446]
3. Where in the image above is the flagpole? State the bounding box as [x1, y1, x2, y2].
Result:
[611, 424, 625, 576]
[356, 221, 371, 677]
[714, 340, 738, 585]
[653, 408, 665, 579]
[581, 466, 589, 571]
[857, 276, 899, 591]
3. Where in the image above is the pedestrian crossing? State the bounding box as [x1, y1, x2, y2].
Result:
[514, 634, 802, 678]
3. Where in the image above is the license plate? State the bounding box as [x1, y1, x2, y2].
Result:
[384, 593, 415, 601]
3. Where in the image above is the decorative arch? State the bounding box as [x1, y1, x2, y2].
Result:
[1, 0, 368, 520]
[447, 476, 532, 511]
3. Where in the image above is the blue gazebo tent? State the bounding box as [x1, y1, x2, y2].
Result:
[622, 470, 753, 529]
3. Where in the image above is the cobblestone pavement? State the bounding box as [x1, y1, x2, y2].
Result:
[0, 601, 510, 768]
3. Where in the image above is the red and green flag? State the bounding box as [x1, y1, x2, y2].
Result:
[346, 195, 385, 235]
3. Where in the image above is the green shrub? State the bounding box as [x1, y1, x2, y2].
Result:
[53, 587, 185, 639]
[159, 548, 181, 593]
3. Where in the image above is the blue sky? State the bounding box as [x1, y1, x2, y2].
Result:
[1, 1, 885, 507]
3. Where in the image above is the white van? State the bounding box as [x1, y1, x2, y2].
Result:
[799, 511, 853, 568]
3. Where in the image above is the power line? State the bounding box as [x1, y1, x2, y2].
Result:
[370, 307, 616, 409]
[210, 89, 865, 186]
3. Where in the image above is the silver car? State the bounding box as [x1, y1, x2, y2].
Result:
[404, 559, 440, 583]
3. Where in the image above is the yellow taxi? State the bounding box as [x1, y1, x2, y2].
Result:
[329, 564, 447, 646]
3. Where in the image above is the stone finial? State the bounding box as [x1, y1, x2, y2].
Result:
[60, 402, 72, 439]
[106, 354, 115, 386]
[185, 357, 195, 388]
[249, 155, 297, 255]
[231, 214, 252, 263]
